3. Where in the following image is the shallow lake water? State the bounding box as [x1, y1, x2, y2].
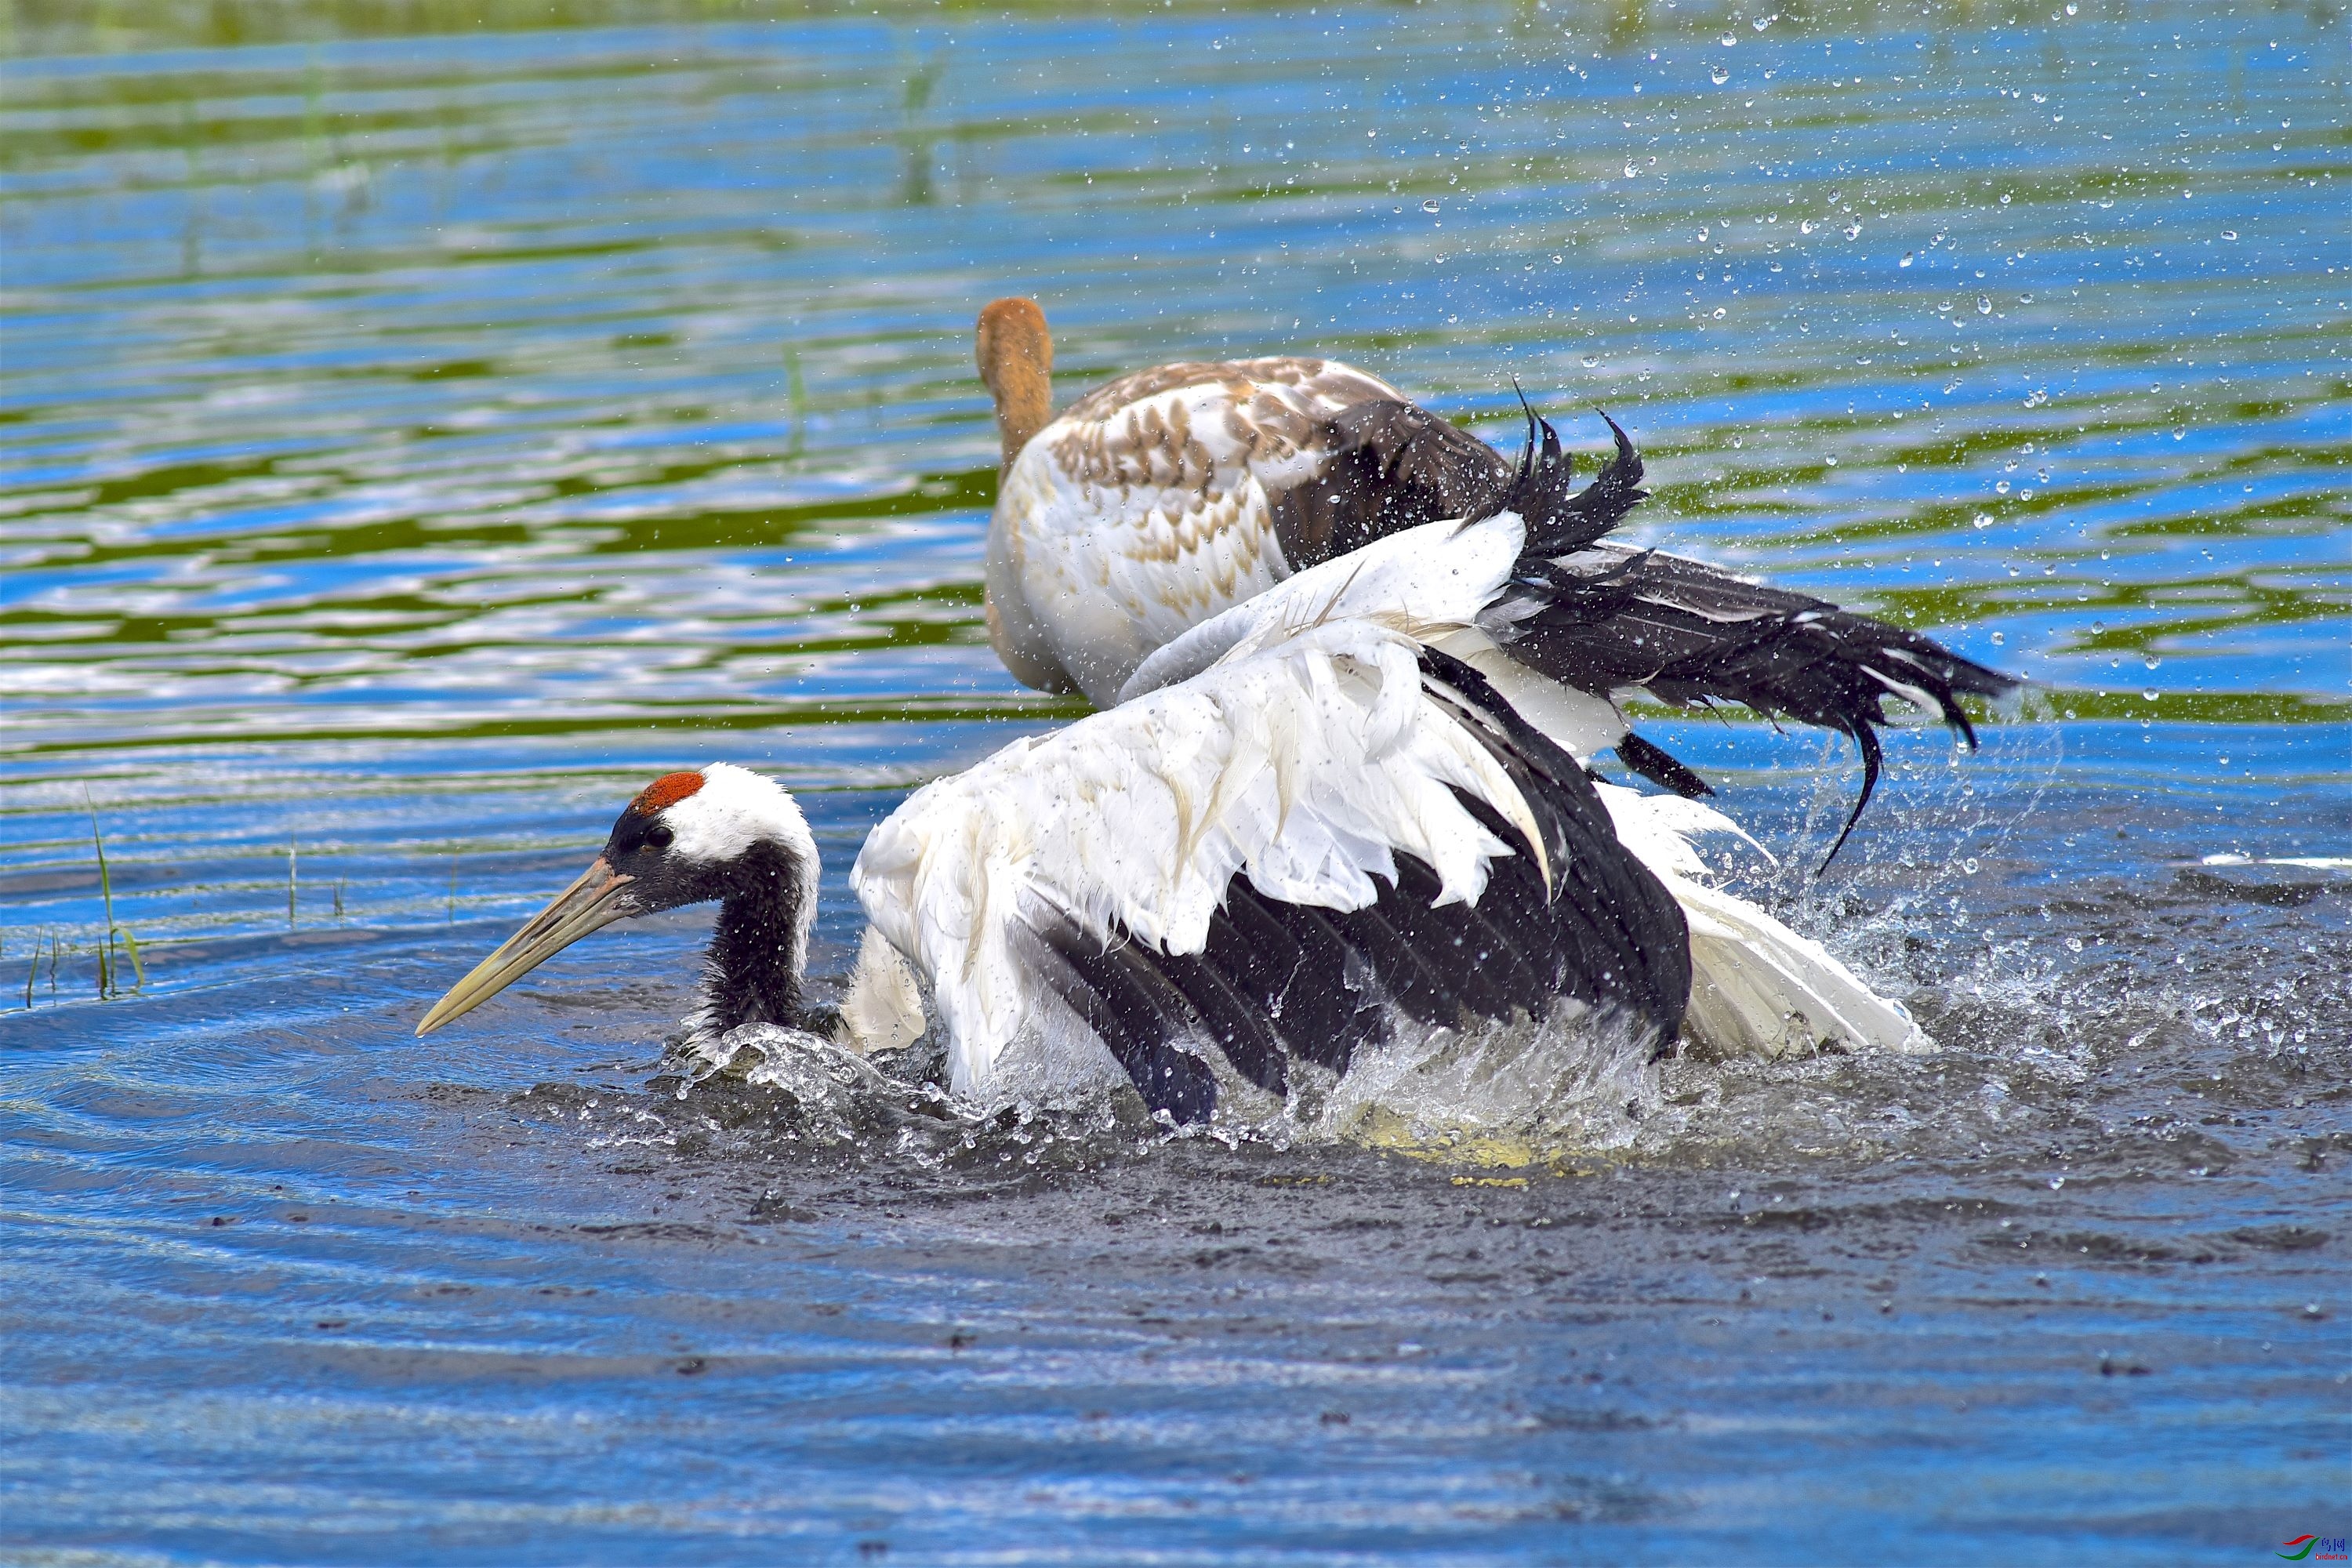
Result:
[2, 2, 2347, 1561]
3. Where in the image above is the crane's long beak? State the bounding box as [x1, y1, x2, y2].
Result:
[416, 857, 636, 1036]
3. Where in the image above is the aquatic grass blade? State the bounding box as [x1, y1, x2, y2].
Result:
[87, 787, 120, 998]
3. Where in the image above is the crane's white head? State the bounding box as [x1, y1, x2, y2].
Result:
[416, 763, 818, 1036]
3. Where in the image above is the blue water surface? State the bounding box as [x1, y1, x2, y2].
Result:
[2, 3, 2347, 1562]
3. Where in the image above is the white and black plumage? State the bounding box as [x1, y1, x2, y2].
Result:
[416, 615, 1919, 1127]
[975, 298, 2016, 858]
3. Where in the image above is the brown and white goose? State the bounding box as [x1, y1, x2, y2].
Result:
[974, 296, 2015, 858]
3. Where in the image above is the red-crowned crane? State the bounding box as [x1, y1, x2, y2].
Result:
[419, 622, 1924, 1127]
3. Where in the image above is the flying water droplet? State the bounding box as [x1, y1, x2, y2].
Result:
[1977, 296, 1993, 314]
[1843, 222, 1862, 240]
[1900, 251, 1915, 267]
[1711, 64, 1730, 85]
[1421, 198, 1440, 213]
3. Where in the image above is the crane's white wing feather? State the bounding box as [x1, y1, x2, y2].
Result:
[1120, 511, 1632, 763]
[1117, 514, 1524, 701]
[1595, 783, 1928, 1057]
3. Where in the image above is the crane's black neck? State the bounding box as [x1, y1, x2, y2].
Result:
[697, 840, 814, 1033]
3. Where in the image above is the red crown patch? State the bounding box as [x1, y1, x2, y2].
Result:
[630, 771, 706, 816]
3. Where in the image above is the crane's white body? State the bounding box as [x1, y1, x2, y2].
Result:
[854, 618, 1546, 1097]
[845, 615, 1922, 1105]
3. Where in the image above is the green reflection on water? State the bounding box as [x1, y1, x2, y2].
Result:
[2, 0, 2343, 785]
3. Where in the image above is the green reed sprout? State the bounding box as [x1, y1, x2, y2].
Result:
[86, 788, 143, 998]
[88, 789, 114, 997]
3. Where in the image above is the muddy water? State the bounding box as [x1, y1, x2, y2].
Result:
[2, 2, 2346, 1561]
